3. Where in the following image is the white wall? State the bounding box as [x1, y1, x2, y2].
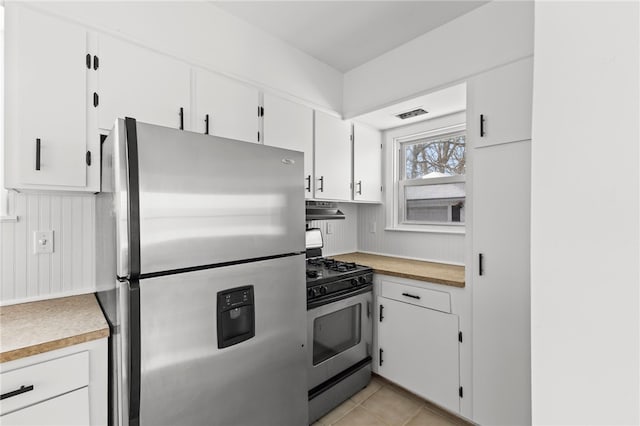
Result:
[308, 203, 358, 257]
[531, 2, 639, 424]
[0, 193, 95, 305]
[358, 112, 466, 265]
[343, 1, 533, 118]
[30, 1, 343, 113]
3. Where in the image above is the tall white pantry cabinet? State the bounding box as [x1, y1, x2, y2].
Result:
[467, 57, 533, 426]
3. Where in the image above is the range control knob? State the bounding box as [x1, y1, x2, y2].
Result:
[320, 286, 328, 295]
[351, 279, 359, 287]
[313, 287, 322, 297]
[307, 288, 315, 299]
[358, 276, 367, 284]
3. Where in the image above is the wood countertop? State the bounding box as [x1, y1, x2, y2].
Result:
[332, 252, 465, 288]
[0, 294, 110, 363]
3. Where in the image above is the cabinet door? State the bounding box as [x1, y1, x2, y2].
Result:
[194, 69, 259, 143]
[353, 123, 382, 202]
[377, 296, 460, 413]
[263, 93, 314, 198]
[6, 6, 91, 188]
[314, 111, 352, 200]
[1, 387, 89, 426]
[472, 140, 531, 425]
[467, 57, 533, 148]
[98, 34, 190, 131]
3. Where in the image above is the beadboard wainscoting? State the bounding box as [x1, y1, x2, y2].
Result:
[0, 192, 96, 305]
[357, 203, 465, 265]
[307, 203, 358, 256]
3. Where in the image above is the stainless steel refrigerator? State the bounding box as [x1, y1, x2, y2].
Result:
[96, 118, 307, 426]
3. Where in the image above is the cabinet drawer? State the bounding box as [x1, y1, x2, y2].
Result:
[1, 387, 89, 426]
[0, 351, 89, 415]
[380, 280, 451, 313]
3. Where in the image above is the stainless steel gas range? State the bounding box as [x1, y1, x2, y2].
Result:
[306, 254, 374, 424]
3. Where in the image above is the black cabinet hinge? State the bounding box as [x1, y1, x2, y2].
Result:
[459, 331, 463, 343]
[93, 92, 99, 107]
[86, 151, 92, 166]
[93, 55, 99, 70]
[459, 387, 464, 398]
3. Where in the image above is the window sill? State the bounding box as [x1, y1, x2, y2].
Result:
[384, 225, 465, 235]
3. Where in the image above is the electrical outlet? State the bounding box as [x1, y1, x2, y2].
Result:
[369, 222, 376, 233]
[34, 230, 54, 254]
[326, 222, 334, 235]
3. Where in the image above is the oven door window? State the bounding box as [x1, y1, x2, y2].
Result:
[313, 304, 361, 365]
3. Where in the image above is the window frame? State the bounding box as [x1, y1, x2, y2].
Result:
[392, 123, 466, 233]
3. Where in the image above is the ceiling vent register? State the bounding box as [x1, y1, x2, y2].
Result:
[396, 108, 428, 120]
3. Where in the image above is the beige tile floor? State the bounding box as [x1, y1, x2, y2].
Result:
[313, 375, 472, 426]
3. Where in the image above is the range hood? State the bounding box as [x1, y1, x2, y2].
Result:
[305, 200, 345, 221]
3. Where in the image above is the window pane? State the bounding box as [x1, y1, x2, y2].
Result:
[405, 182, 465, 223]
[404, 134, 465, 179]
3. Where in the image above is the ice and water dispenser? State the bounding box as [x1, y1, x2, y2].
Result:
[216, 286, 255, 348]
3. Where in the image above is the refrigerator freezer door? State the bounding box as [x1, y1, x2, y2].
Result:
[137, 254, 307, 426]
[133, 121, 304, 275]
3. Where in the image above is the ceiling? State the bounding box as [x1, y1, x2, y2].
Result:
[354, 83, 466, 130]
[212, 1, 488, 73]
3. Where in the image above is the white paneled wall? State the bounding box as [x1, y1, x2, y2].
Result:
[0, 192, 96, 305]
[358, 203, 465, 265]
[308, 203, 358, 256]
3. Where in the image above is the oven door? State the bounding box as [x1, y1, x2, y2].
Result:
[307, 288, 373, 390]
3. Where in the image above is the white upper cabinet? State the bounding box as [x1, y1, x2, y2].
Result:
[98, 34, 190, 132]
[467, 57, 533, 148]
[194, 69, 259, 143]
[5, 5, 99, 191]
[314, 111, 352, 201]
[352, 123, 382, 202]
[262, 93, 314, 198]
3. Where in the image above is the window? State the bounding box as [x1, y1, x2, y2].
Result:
[396, 125, 466, 227]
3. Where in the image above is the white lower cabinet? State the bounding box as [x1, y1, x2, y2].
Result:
[377, 291, 460, 413]
[1, 387, 89, 426]
[0, 339, 107, 426]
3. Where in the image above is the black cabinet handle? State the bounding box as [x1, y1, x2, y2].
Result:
[1, 385, 34, 400]
[305, 175, 311, 193]
[379, 348, 384, 366]
[179, 107, 184, 130]
[356, 180, 362, 195]
[479, 253, 484, 276]
[35, 138, 41, 171]
[86, 53, 91, 69]
[205, 114, 210, 135]
[402, 292, 421, 300]
[318, 176, 324, 192]
[379, 304, 384, 322]
[480, 114, 485, 137]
